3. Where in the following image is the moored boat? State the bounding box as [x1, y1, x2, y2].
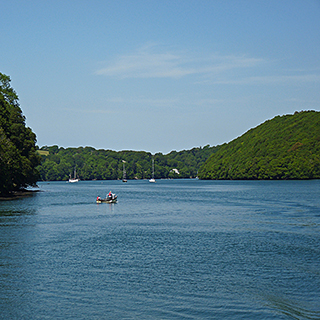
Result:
[68, 167, 79, 183]
[149, 157, 156, 182]
[122, 160, 127, 182]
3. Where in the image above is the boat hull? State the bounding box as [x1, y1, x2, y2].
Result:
[68, 179, 79, 183]
[96, 199, 117, 203]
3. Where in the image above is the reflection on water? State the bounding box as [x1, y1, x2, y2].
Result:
[0, 207, 37, 226]
[0, 180, 319, 319]
[0, 208, 35, 217]
[266, 294, 320, 320]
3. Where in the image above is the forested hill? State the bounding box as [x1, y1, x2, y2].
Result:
[37, 144, 218, 181]
[198, 110, 320, 180]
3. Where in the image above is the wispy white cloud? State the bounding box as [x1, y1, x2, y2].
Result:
[211, 74, 320, 85]
[95, 44, 264, 79]
[61, 106, 118, 114]
[95, 44, 320, 88]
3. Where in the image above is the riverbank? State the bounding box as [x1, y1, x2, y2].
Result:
[0, 189, 40, 201]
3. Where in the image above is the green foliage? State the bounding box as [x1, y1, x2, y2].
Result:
[198, 111, 320, 180]
[0, 73, 41, 194]
[37, 145, 218, 181]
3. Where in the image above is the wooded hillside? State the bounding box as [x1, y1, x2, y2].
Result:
[198, 111, 320, 180]
[0, 73, 41, 195]
[37, 144, 218, 181]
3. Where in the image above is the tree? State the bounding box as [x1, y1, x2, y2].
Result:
[199, 111, 320, 180]
[0, 72, 41, 195]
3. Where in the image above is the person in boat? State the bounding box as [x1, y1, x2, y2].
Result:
[97, 196, 101, 201]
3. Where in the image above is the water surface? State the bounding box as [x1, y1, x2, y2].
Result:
[1, 180, 319, 319]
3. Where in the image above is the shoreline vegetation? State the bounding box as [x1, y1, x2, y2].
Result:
[0, 72, 41, 197]
[2, 73, 320, 199]
[199, 110, 320, 180]
[36, 145, 217, 181]
[36, 110, 320, 182]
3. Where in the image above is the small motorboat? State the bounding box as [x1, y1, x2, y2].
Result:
[96, 193, 117, 204]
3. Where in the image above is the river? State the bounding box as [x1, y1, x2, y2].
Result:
[0, 179, 319, 319]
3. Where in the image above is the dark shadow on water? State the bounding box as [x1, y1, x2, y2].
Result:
[0, 208, 36, 217]
[265, 294, 320, 319]
[0, 190, 40, 201]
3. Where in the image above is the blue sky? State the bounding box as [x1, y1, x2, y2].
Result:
[1, 0, 320, 154]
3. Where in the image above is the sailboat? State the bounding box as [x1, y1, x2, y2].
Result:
[68, 167, 79, 183]
[149, 157, 156, 183]
[122, 160, 127, 182]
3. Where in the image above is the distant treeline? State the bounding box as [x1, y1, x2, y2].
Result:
[37, 111, 320, 182]
[36, 145, 218, 181]
[198, 111, 320, 180]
